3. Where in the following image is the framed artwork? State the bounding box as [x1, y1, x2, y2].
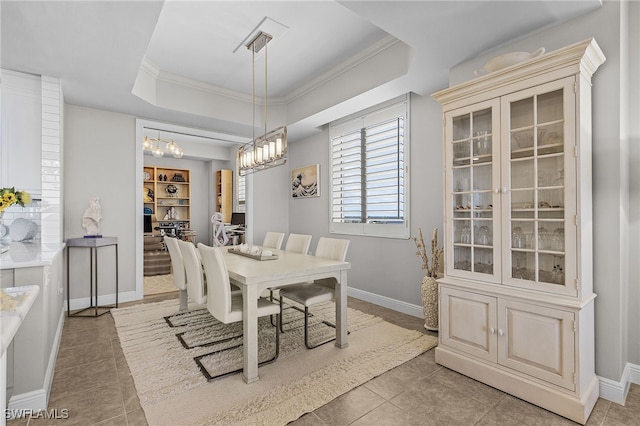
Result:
[291, 164, 319, 198]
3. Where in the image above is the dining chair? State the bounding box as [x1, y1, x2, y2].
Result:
[268, 233, 313, 325]
[194, 243, 280, 381]
[262, 231, 285, 250]
[278, 237, 350, 349]
[177, 239, 207, 305]
[284, 233, 312, 254]
[162, 236, 189, 326]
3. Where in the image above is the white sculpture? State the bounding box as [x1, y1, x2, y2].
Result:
[82, 197, 102, 236]
[211, 212, 228, 247]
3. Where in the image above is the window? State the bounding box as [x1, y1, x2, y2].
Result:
[329, 95, 410, 238]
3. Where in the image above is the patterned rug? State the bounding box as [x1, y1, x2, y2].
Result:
[112, 299, 438, 425]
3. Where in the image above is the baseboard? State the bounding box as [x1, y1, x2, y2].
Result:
[347, 287, 423, 318]
[43, 308, 65, 400]
[6, 389, 47, 412]
[598, 362, 640, 405]
[66, 290, 138, 311]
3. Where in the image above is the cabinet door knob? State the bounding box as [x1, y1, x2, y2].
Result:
[498, 329, 504, 336]
[502, 187, 509, 194]
[489, 327, 496, 334]
[494, 188, 500, 194]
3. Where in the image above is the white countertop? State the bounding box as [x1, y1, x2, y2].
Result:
[0, 285, 40, 355]
[0, 241, 65, 270]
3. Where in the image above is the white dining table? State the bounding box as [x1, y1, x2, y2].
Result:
[220, 247, 351, 384]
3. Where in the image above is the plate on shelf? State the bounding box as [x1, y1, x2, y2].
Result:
[144, 171, 151, 181]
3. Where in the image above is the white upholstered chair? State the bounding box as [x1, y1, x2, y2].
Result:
[278, 237, 350, 349]
[262, 232, 285, 250]
[195, 243, 280, 380]
[284, 233, 312, 254]
[268, 233, 313, 324]
[163, 236, 188, 313]
[177, 239, 207, 305]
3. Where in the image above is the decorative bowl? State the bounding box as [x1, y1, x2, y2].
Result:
[475, 47, 545, 75]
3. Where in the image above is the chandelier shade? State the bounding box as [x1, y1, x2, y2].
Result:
[238, 125, 287, 175]
[143, 136, 184, 159]
[237, 31, 287, 176]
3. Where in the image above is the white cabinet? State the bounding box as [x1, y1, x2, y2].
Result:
[433, 39, 604, 424]
[0, 70, 42, 194]
[441, 287, 575, 390]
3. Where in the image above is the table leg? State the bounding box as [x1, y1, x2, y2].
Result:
[115, 244, 119, 308]
[242, 284, 259, 383]
[66, 247, 71, 316]
[335, 270, 349, 348]
[94, 247, 99, 316]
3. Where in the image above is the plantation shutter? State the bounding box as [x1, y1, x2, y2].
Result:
[329, 96, 409, 238]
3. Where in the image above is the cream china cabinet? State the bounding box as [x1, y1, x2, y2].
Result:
[432, 39, 604, 424]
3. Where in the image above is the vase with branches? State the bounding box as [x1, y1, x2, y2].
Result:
[413, 227, 444, 331]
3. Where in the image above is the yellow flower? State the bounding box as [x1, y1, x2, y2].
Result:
[19, 191, 32, 205]
[3, 192, 16, 205]
[0, 187, 32, 209]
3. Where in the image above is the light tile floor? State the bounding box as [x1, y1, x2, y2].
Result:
[6, 293, 639, 425]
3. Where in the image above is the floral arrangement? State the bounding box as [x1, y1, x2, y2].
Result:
[413, 227, 444, 278]
[0, 187, 32, 213]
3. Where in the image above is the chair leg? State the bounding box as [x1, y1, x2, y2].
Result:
[303, 306, 337, 349]
[278, 295, 314, 333]
[270, 289, 278, 327]
[179, 289, 188, 311]
[193, 314, 280, 382]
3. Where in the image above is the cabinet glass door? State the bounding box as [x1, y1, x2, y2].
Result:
[502, 79, 576, 295]
[446, 100, 500, 282]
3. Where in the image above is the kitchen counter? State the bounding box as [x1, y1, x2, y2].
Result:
[1, 286, 40, 355]
[1, 285, 39, 426]
[0, 241, 65, 270]
[1, 240, 65, 413]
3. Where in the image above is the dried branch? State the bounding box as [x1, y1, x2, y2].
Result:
[412, 227, 444, 278]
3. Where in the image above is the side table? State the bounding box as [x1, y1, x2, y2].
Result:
[66, 237, 118, 317]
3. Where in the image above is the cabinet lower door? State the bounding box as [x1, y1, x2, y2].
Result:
[440, 287, 497, 363]
[498, 299, 575, 390]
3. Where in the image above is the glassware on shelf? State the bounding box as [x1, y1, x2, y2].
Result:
[552, 228, 564, 251]
[512, 227, 525, 248]
[476, 225, 491, 245]
[474, 131, 491, 156]
[538, 227, 550, 250]
[460, 224, 471, 244]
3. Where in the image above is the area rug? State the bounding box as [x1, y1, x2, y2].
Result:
[112, 298, 438, 425]
[143, 273, 177, 296]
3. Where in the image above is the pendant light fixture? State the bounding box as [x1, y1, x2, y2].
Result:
[237, 31, 287, 176]
[143, 136, 184, 159]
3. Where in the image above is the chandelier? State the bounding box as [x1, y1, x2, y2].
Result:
[143, 136, 184, 159]
[237, 31, 287, 176]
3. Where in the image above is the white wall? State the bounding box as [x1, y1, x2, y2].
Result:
[64, 104, 136, 301]
[246, 164, 290, 245]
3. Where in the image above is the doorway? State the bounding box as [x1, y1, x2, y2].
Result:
[134, 119, 247, 300]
